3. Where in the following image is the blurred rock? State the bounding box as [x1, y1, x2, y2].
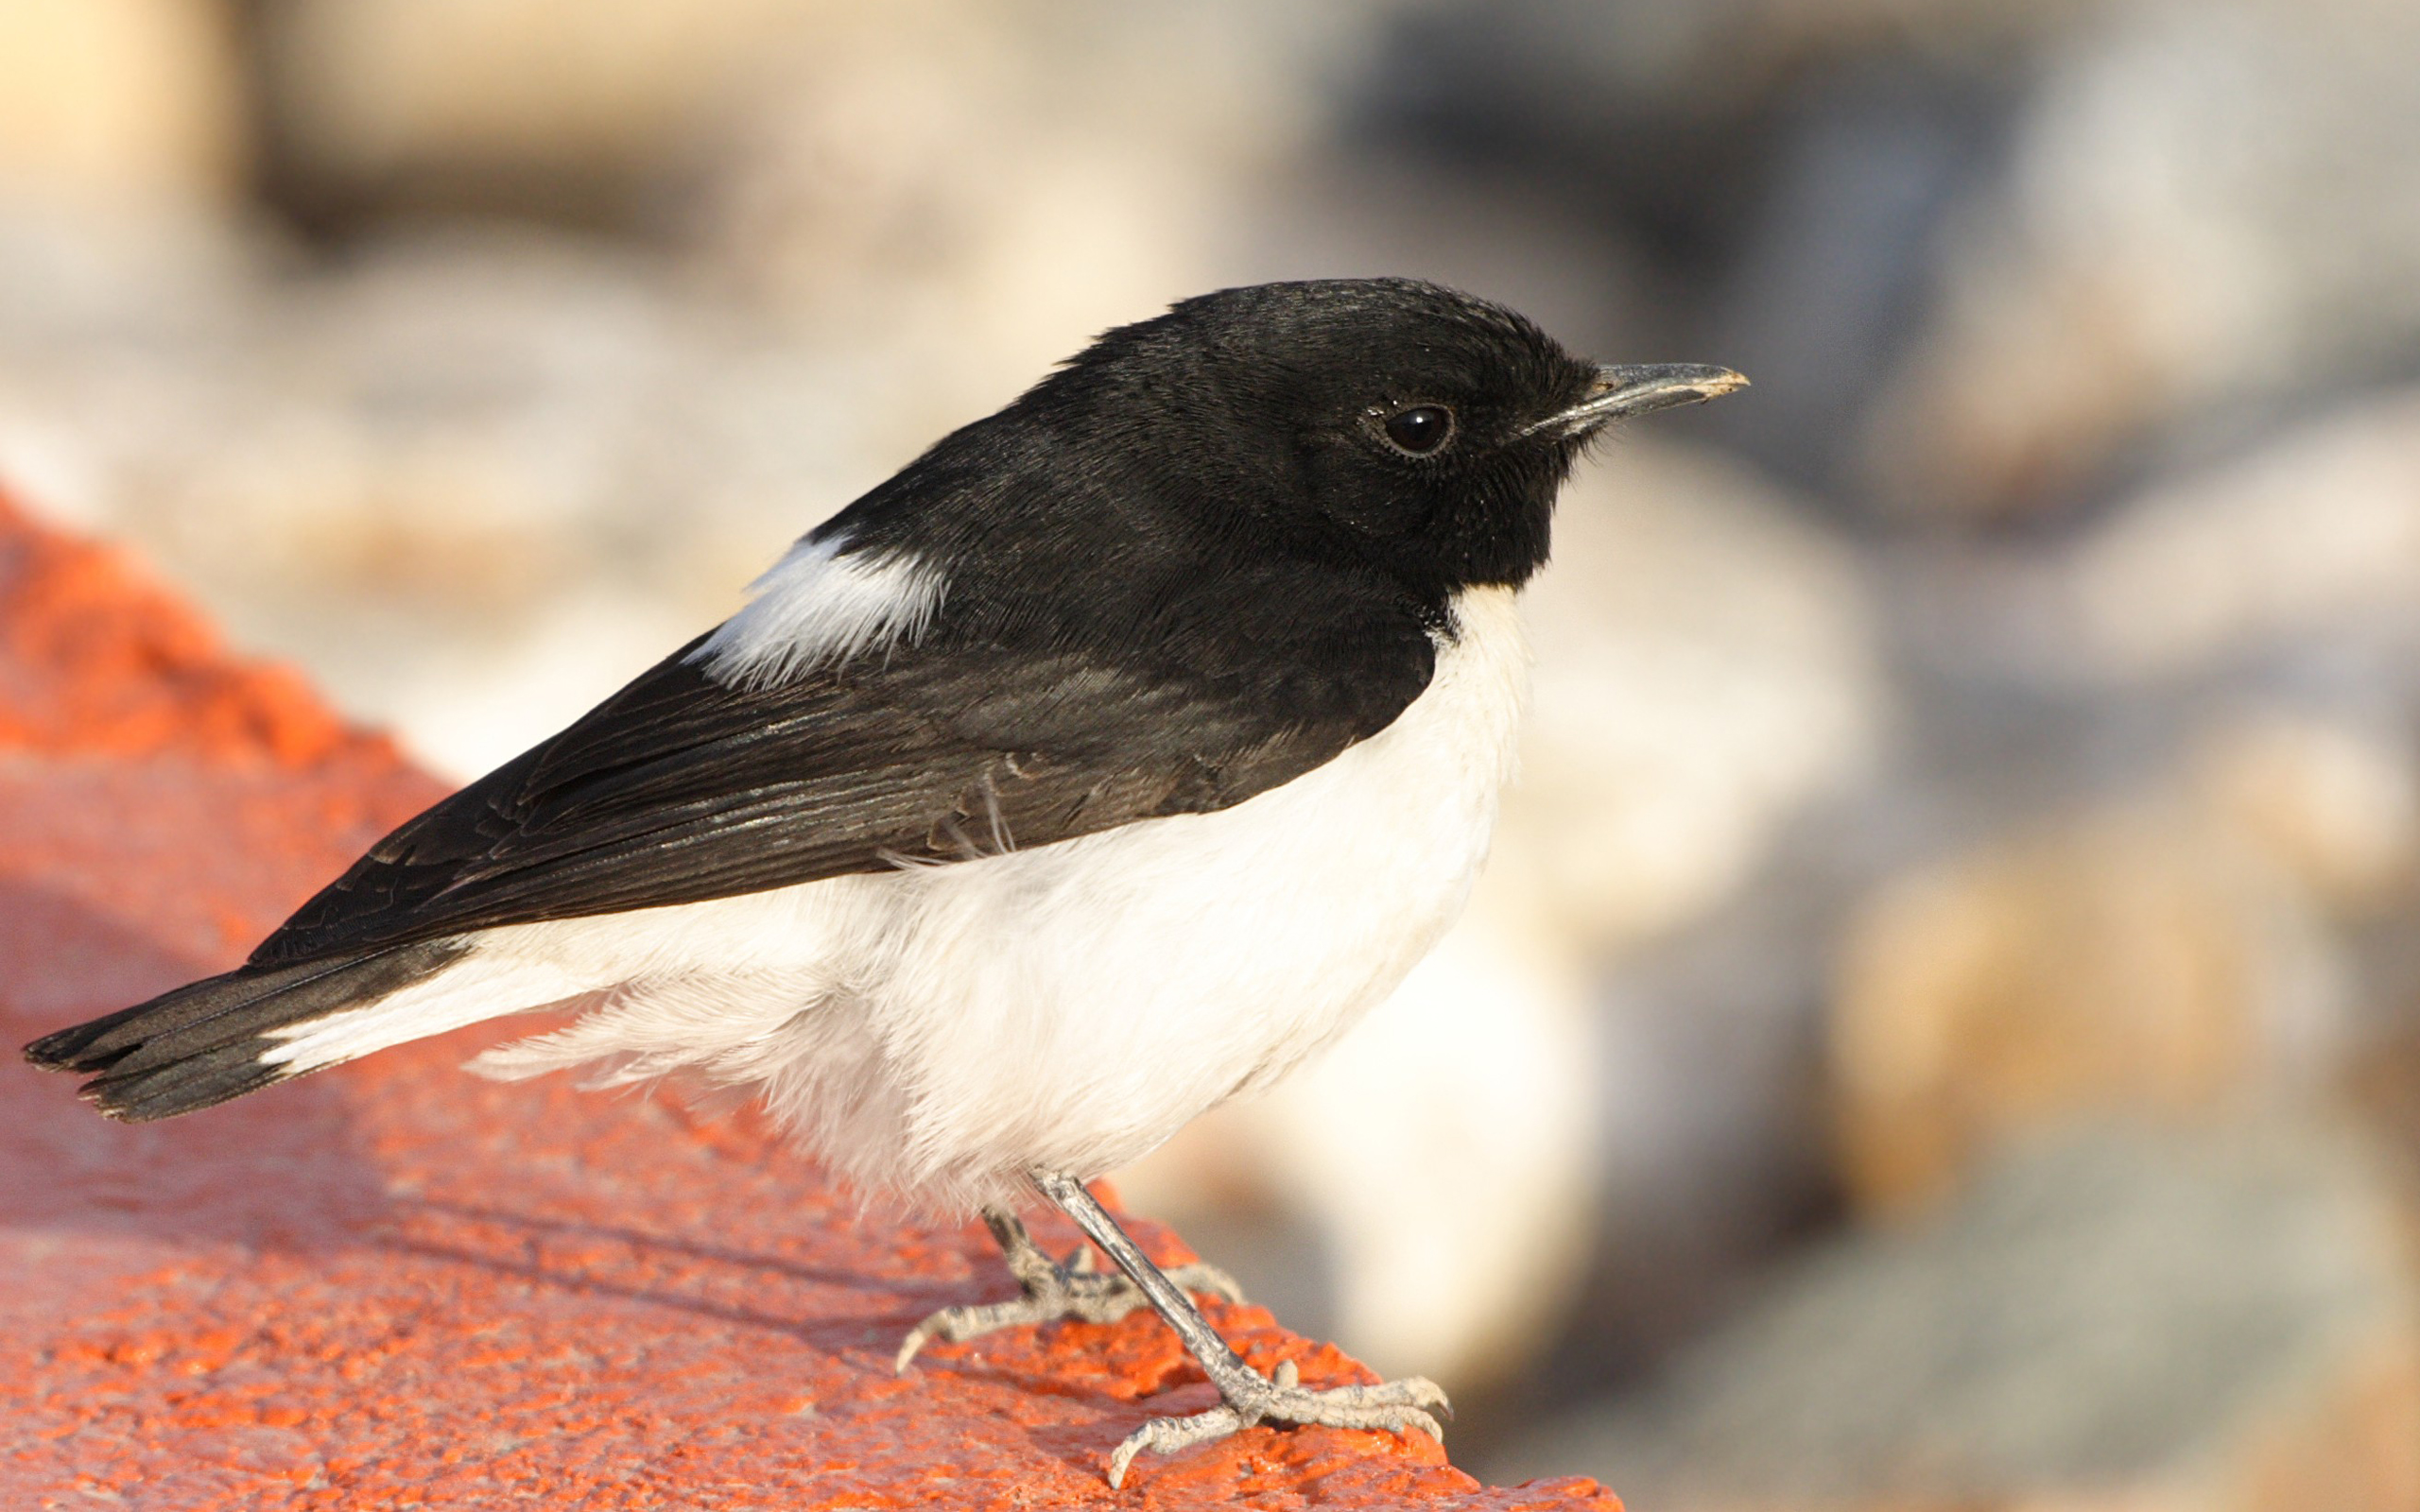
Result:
[261, 0, 822, 222]
[1831, 792, 2345, 1214]
[1353, 0, 2073, 500]
[1863, 0, 2420, 519]
[2192, 707, 2420, 919]
[1374, 0, 2420, 520]
[1495, 1122, 2420, 1512]
[261, 0, 1360, 430]
[0, 0, 248, 208]
[1501, 442, 1885, 950]
[2059, 387, 2420, 685]
[0, 215, 897, 778]
[687, 4, 1379, 428]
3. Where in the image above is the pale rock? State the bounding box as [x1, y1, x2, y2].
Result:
[1496, 1122, 2420, 1512]
[2191, 707, 2420, 918]
[1862, 0, 2420, 518]
[265, 0, 826, 207]
[1831, 792, 2347, 1214]
[2060, 387, 2420, 683]
[686, 4, 1361, 433]
[263, 0, 1356, 434]
[0, 0, 247, 208]
[0, 219, 895, 779]
[1501, 442, 1886, 950]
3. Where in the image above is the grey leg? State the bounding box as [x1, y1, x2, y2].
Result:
[1031, 1169, 1449, 1489]
[893, 1202, 1245, 1374]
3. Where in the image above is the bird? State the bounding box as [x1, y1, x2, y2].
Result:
[25, 277, 1743, 1486]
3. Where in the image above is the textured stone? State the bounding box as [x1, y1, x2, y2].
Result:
[0, 491, 1618, 1508]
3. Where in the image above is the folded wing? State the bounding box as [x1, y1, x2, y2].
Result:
[252, 629, 1433, 965]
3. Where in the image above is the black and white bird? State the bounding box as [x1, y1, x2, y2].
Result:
[26, 278, 1742, 1486]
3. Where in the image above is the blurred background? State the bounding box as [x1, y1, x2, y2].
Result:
[6, 0, 2420, 1504]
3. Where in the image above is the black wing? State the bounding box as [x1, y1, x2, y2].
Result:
[251, 630, 1431, 966]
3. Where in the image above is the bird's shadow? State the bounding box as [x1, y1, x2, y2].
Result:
[394, 1195, 983, 1307]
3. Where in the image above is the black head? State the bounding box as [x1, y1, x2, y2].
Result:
[826, 278, 1743, 643]
[1042, 280, 1741, 597]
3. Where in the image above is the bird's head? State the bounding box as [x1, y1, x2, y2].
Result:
[1043, 278, 1746, 602]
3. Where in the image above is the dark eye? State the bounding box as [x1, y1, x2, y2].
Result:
[1378, 404, 1456, 456]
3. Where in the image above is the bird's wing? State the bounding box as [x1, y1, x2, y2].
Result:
[251, 631, 1431, 965]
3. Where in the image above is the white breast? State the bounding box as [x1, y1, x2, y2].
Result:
[287, 587, 1531, 1213]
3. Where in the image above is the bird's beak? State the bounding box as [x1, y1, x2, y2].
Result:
[1526, 363, 1749, 439]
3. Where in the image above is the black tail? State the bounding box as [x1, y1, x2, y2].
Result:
[23, 940, 466, 1121]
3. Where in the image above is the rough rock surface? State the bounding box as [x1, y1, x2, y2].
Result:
[0, 491, 1616, 1509]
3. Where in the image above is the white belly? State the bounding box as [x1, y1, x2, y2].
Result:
[285, 587, 1530, 1212]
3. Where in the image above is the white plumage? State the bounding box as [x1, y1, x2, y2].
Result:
[263, 587, 1531, 1212]
[688, 532, 947, 691]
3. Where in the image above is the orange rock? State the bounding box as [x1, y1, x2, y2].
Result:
[0, 489, 1618, 1508]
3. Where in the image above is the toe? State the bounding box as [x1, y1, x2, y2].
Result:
[893, 1297, 1059, 1372]
[1106, 1405, 1244, 1488]
[1390, 1406, 1446, 1444]
[1168, 1263, 1247, 1305]
[893, 1311, 954, 1373]
[1389, 1375, 1452, 1416]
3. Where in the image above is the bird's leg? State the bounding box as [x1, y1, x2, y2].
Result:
[1030, 1168, 1449, 1488]
[893, 1201, 1245, 1373]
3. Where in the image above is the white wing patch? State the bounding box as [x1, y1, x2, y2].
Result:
[689, 533, 946, 690]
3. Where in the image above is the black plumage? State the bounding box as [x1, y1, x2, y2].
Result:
[25, 941, 469, 1119]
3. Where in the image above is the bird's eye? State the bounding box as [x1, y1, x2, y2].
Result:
[1377, 404, 1456, 457]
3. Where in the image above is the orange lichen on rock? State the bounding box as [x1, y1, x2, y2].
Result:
[0, 490, 1619, 1509]
[0, 491, 391, 767]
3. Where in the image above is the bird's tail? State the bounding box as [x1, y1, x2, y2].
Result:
[23, 940, 467, 1122]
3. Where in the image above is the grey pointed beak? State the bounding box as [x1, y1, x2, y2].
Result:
[1526, 363, 1749, 439]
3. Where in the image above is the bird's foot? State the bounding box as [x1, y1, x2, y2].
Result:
[1108, 1357, 1447, 1486]
[895, 1245, 1245, 1372]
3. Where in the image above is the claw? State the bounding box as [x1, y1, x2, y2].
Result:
[1190, 1263, 1248, 1305]
[1103, 1366, 1452, 1486]
[1109, 1406, 1246, 1488]
[893, 1258, 1250, 1376]
[893, 1318, 941, 1375]
[893, 1295, 1045, 1373]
